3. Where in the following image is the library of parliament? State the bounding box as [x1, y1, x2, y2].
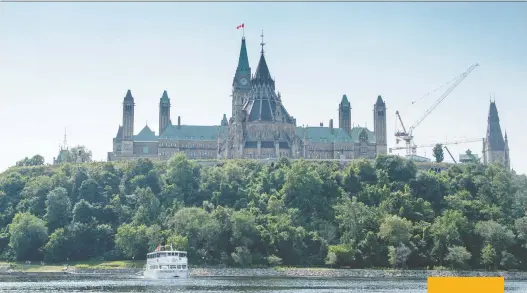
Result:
[106, 35, 388, 162]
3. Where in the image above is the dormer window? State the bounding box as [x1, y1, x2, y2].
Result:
[359, 130, 368, 143]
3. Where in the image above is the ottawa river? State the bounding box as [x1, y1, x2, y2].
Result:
[0, 276, 526, 293]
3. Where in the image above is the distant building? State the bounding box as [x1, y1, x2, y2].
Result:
[482, 100, 510, 170]
[459, 153, 479, 164]
[107, 34, 388, 162]
[406, 154, 431, 163]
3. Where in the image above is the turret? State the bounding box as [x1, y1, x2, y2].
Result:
[159, 90, 171, 136]
[221, 114, 228, 126]
[122, 90, 135, 141]
[373, 95, 387, 155]
[339, 95, 351, 135]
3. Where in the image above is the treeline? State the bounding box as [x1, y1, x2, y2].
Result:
[1, 154, 527, 271]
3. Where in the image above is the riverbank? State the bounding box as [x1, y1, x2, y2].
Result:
[2, 265, 527, 281]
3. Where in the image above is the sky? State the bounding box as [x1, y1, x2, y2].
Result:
[1, 2, 526, 173]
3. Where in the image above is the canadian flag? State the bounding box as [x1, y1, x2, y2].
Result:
[155, 245, 161, 251]
[236, 23, 244, 29]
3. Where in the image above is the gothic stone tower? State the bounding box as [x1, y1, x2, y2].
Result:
[159, 90, 171, 136]
[483, 100, 510, 170]
[121, 89, 135, 155]
[373, 95, 387, 155]
[339, 95, 351, 134]
[231, 37, 251, 118]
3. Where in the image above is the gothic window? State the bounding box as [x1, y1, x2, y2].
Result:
[359, 130, 368, 143]
[377, 111, 384, 117]
[360, 146, 367, 155]
[143, 147, 149, 154]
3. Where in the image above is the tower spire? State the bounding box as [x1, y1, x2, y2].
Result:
[62, 128, 68, 150]
[260, 30, 265, 54]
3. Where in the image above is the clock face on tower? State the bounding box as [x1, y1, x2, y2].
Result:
[240, 78, 248, 86]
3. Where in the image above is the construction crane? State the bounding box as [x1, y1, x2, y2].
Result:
[443, 146, 457, 163]
[389, 138, 482, 155]
[394, 63, 480, 157]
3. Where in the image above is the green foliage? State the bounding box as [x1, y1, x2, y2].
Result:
[16, 155, 45, 167]
[0, 154, 526, 271]
[433, 144, 444, 163]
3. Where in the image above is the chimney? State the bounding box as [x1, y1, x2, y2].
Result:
[329, 119, 334, 133]
[177, 116, 181, 128]
[320, 122, 324, 127]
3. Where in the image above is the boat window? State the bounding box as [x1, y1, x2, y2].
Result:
[160, 252, 167, 257]
[182, 265, 187, 269]
[181, 253, 187, 258]
[177, 265, 181, 269]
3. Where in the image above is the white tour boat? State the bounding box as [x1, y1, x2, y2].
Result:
[143, 245, 189, 279]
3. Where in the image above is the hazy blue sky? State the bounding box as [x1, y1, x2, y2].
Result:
[1, 2, 526, 173]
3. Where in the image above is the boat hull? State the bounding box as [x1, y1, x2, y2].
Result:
[143, 269, 189, 279]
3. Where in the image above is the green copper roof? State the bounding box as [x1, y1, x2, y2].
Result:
[124, 89, 134, 101]
[340, 95, 350, 105]
[349, 127, 376, 143]
[296, 126, 376, 144]
[375, 95, 384, 106]
[237, 37, 250, 73]
[160, 90, 169, 103]
[134, 125, 157, 142]
[159, 125, 228, 141]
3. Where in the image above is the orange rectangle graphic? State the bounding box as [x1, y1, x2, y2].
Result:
[428, 277, 504, 293]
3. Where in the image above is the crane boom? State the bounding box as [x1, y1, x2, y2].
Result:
[389, 138, 481, 153]
[408, 63, 479, 133]
[393, 63, 480, 156]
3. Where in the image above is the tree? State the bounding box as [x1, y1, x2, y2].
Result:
[8, 213, 48, 260]
[45, 187, 72, 231]
[481, 243, 496, 270]
[1, 153, 527, 270]
[388, 243, 411, 268]
[444, 246, 471, 270]
[16, 155, 45, 167]
[70, 146, 93, 163]
[433, 144, 444, 163]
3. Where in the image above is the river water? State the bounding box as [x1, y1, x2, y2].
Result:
[0, 276, 525, 293]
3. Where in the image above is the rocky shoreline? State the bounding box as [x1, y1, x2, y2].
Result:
[2, 267, 527, 280]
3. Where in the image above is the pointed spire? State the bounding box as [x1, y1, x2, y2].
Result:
[160, 90, 169, 103]
[253, 30, 273, 84]
[260, 30, 266, 54]
[486, 100, 505, 151]
[62, 128, 68, 150]
[124, 89, 134, 101]
[375, 95, 385, 107]
[237, 37, 250, 73]
[221, 114, 228, 126]
[341, 95, 349, 104]
[488, 101, 500, 123]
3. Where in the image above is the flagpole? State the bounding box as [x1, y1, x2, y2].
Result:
[243, 24, 245, 38]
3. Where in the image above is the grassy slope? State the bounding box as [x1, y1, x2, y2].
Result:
[0, 260, 146, 272]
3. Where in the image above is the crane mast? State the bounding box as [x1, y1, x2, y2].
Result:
[394, 63, 480, 157]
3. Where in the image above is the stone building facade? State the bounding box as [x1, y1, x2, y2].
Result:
[482, 100, 510, 170]
[107, 35, 388, 162]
